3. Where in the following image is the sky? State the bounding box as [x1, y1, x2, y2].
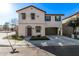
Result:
[1, 3, 79, 25]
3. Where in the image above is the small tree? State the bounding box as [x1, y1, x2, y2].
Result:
[68, 20, 77, 38]
[3, 22, 18, 53]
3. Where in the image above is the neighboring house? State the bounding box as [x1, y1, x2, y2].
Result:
[62, 12, 79, 37]
[16, 5, 64, 37]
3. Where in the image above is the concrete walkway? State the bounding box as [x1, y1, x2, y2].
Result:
[0, 46, 55, 56]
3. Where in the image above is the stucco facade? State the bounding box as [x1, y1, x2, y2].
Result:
[16, 5, 64, 36]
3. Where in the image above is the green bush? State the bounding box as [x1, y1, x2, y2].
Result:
[37, 35, 41, 37]
[30, 36, 49, 40]
[11, 35, 18, 39]
[19, 36, 25, 39]
[3, 34, 24, 41]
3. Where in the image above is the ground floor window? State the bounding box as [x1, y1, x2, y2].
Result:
[35, 26, 41, 32]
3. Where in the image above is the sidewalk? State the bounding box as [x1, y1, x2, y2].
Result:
[0, 46, 55, 56]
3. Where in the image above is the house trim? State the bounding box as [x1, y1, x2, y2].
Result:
[45, 14, 64, 16]
[19, 23, 45, 24]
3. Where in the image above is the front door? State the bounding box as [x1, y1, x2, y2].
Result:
[27, 28, 32, 36]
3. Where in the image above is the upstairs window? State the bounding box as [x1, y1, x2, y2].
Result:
[21, 13, 26, 19]
[31, 13, 35, 20]
[35, 26, 41, 32]
[55, 16, 61, 21]
[45, 16, 51, 21]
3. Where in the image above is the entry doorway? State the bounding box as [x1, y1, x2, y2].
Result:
[27, 28, 32, 36]
[26, 26, 32, 36]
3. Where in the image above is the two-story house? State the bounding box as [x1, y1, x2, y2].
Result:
[16, 5, 64, 37]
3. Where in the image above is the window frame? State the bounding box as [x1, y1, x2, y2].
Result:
[55, 16, 61, 21]
[21, 13, 26, 19]
[45, 16, 51, 21]
[31, 13, 35, 20]
[35, 26, 41, 33]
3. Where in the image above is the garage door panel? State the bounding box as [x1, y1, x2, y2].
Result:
[45, 27, 58, 35]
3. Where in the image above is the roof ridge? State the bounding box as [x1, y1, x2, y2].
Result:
[63, 11, 79, 20]
[16, 5, 46, 13]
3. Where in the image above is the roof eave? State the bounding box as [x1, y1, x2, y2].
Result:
[45, 14, 64, 16]
[16, 5, 46, 13]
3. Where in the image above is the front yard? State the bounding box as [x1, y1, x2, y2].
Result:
[3, 34, 24, 41]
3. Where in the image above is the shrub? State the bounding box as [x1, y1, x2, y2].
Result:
[3, 34, 24, 41]
[11, 35, 18, 39]
[19, 36, 25, 39]
[37, 35, 41, 37]
[30, 36, 49, 40]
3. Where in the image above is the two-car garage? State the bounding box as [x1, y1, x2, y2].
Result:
[45, 27, 58, 35]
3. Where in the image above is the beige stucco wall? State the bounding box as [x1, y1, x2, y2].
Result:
[18, 23, 45, 36]
[17, 6, 62, 36]
[17, 6, 45, 36]
[45, 16, 62, 27]
[18, 7, 45, 24]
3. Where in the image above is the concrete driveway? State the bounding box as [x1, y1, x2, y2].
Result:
[47, 36, 79, 46]
[28, 36, 79, 56]
[29, 36, 79, 46]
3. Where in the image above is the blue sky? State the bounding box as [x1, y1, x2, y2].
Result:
[1, 3, 79, 25]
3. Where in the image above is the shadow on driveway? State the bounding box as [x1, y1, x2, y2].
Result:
[37, 45, 79, 56]
[28, 40, 79, 56]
